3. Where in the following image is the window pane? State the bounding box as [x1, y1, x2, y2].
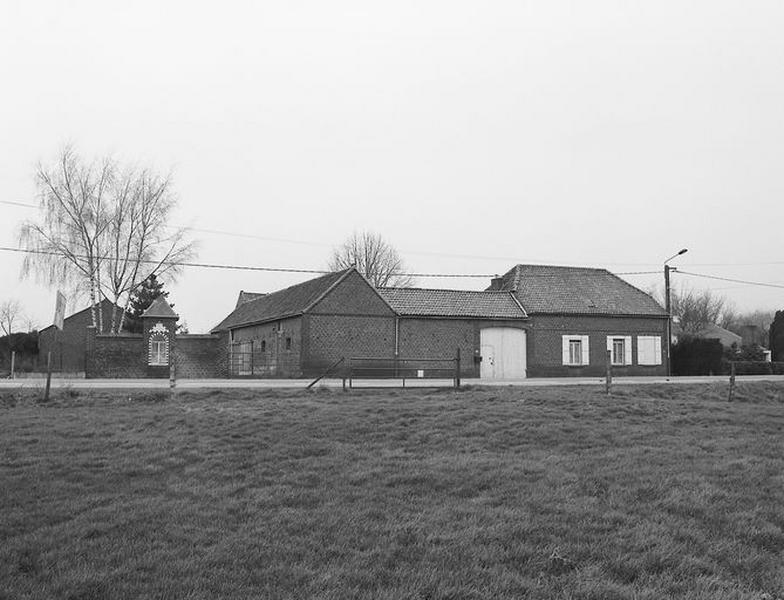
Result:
[569, 340, 581, 364]
[613, 339, 624, 364]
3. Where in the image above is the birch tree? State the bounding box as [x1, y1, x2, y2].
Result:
[19, 147, 112, 331]
[102, 167, 194, 333]
[19, 147, 195, 334]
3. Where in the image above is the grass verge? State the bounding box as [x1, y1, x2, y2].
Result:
[1, 382, 783, 599]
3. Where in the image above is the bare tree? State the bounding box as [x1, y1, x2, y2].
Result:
[0, 300, 22, 337]
[19, 146, 112, 331]
[23, 315, 38, 333]
[671, 287, 732, 333]
[329, 231, 414, 287]
[647, 284, 733, 333]
[102, 167, 195, 333]
[19, 147, 195, 334]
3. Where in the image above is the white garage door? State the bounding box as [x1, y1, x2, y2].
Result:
[480, 328, 527, 379]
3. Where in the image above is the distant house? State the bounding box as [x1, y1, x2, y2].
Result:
[38, 299, 122, 373]
[675, 322, 742, 349]
[211, 264, 668, 379]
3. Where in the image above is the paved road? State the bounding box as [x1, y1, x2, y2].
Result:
[2, 374, 782, 390]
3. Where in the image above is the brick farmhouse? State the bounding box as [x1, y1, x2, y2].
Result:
[209, 265, 668, 379]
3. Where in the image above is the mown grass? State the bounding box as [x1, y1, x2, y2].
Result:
[1, 383, 783, 599]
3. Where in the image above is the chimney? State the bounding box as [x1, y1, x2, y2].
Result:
[489, 275, 504, 291]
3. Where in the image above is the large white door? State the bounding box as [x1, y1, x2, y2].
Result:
[480, 328, 526, 379]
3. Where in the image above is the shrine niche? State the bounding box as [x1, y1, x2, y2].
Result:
[148, 322, 170, 366]
[141, 296, 179, 378]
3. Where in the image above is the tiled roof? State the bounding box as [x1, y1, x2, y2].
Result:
[141, 296, 179, 319]
[212, 269, 351, 332]
[379, 288, 527, 319]
[235, 291, 267, 308]
[491, 265, 666, 317]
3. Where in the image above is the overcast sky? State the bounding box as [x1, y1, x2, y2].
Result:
[2, 0, 783, 333]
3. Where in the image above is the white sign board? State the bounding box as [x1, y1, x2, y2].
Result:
[54, 291, 66, 330]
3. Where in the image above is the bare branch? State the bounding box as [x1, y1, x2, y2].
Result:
[328, 231, 414, 287]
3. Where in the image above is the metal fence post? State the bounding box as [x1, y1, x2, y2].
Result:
[170, 359, 176, 392]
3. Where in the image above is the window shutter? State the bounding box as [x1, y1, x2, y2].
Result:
[562, 336, 570, 365]
[638, 337, 649, 365]
[581, 335, 590, 365]
[654, 336, 662, 365]
[606, 336, 613, 352]
[625, 336, 633, 365]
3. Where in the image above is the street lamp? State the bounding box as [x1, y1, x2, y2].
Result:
[664, 248, 688, 377]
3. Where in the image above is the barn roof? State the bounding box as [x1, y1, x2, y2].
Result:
[379, 288, 527, 319]
[235, 291, 267, 308]
[212, 269, 352, 332]
[491, 264, 666, 317]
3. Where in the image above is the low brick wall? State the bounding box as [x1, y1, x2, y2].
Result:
[86, 329, 225, 379]
[175, 334, 224, 379]
[87, 332, 147, 378]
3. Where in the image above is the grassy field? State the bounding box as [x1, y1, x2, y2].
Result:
[1, 383, 783, 600]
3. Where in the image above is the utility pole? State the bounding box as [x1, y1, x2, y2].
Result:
[664, 248, 688, 378]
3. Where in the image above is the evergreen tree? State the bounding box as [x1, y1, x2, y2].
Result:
[770, 311, 784, 362]
[126, 275, 171, 333]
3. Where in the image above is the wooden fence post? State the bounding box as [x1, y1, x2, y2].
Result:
[43, 351, 52, 402]
[455, 348, 461, 389]
[10, 351, 15, 380]
[605, 349, 612, 396]
[728, 361, 736, 402]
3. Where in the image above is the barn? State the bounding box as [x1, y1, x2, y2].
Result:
[212, 264, 668, 379]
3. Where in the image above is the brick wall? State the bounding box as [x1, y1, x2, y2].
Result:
[309, 270, 396, 316]
[86, 329, 224, 379]
[175, 335, 224, 378]
[527, 314, 668, 377]
[399, 318, 529, 377]
[86, 330, 147, 378]
[302, 314, 396, 376]
[231, 317, 302, 377]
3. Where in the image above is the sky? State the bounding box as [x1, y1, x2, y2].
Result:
[2, 0, 783, 333]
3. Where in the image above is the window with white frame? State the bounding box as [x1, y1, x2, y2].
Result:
[149, 337, 168, 366]
[637, 336, 662, 365]
[562, 335, 590, 366]
[606, 336, 633, 366]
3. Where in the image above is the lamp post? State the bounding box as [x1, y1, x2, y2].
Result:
[664, 248, 688, 377]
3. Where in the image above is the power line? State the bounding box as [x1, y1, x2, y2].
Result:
[0, 246, 493, 278]
[0, 245, 668, 280]
[678, 270, 784, 290]
[7, 200, 784, 268]
[1, 200, 37, 208]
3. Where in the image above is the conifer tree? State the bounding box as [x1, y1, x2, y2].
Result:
[126, 275, 171, 333]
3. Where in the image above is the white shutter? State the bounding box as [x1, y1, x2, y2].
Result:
[654, 336, 662, 365]
[625, 336, 633, 365]
[562, 336, 570, 365]
[581, 335, 590, 365]
[606, 336, 613, 352]
[637, 337, 649, 365]
[637, 336, 663, 366]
